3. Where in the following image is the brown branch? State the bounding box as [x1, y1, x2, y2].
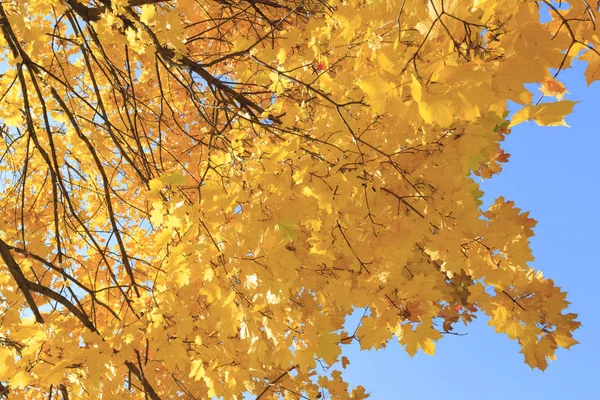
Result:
[7, 245, 121, 321]
[0, 381, 9, 398]
[0, 237, 99, 331]
[502, 290, 526, 311]
[125, 361, 162, 400]
[59, 384, 69, 400]
[26, 280, 97, 332]
[0, 238, 44, 323]
[380, 187, 426, 219]
[335, 220, 371, 275]
[255, 365, 298, 399]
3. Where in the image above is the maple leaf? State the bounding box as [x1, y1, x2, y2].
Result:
[520, 338, 556, 371]
[356, 73, 396, 115]
[8, 371, 30, 390]
[317, 333, 342, 365]
[149, 178, 164, 192]
[341, 356, 350, 369]
[139, 4, 156, 25]
[580, 49, 600, 86]
[510, 100, 577, 127]
[160, 172, 188, 186]
[410, 77, 455, 127]
[400, 323, 442, 357]
[350, 385, 370, 399]
[540, 77, 568, 100]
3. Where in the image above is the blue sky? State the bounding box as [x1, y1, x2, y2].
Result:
[340, 59, 600, 399]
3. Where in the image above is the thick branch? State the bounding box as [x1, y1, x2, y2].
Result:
[0, 238, 97, 332]
[0, 238, 44, 323]
[125, 361, 162, 400]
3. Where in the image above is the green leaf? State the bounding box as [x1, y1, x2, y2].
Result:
[275, 220, 296, 242]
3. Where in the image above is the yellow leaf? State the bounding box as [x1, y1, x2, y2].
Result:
[356, 74, 396, 115]
[520, 338, 554, 371]
[350, 386, 369, 400]
[377, 52, 394, 74]
[232, 36, 256, 53]
[9, 370, 31, 389]
[317, 333, 341, 365]
[276, 48, 287, 65]
[540, 77, 567, 100]
[400, 323, 441, 356]
[203, 267, 215, 281]
[489, 305, 508, 331]
[302, 186, 333, 213]
[36, 360, 69, 386]
[357, 317, 391, 350]
[189, 359, 205, 381]
[150, 200, 164, 226]
[581, 49, 600, 86]
[410, 77, 454, 127]
[0, 348, 15, 381]
[160, 172, 188, 186]
[552, 331, 578, 350]
[509, 100, 577, 128]
[140, 4, 156, 24]
[397, 273, 443, 302]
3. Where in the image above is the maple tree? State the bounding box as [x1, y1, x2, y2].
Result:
[0, 0, 593, 398]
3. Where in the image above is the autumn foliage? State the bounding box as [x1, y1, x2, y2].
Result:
[0, 0, 593, 398]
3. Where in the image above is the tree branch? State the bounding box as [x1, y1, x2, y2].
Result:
[0, 238, 44, 323]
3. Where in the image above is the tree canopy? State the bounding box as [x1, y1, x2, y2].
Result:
[0, 0, 592, 398]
